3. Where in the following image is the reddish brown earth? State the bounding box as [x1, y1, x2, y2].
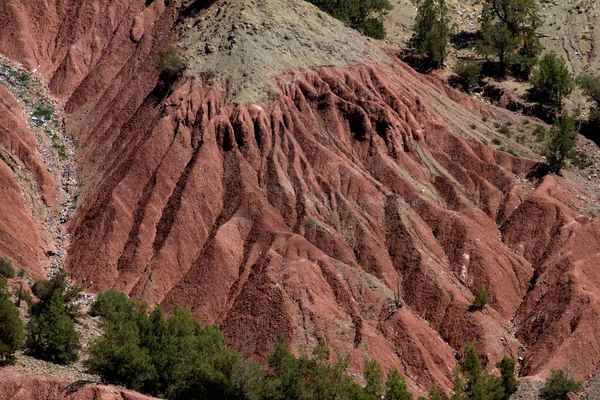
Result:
[0, 83, 52, 279]
[2, 0, 600, 396]
[0, 368, 157, 400]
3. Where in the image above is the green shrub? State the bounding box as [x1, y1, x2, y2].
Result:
[470, 285, 488, 311]
[452, 343, 517, 400]
[33, 103, 54, 120]
[26, 271, 81, 365]
[482, 116, 488, 122]
[156, 46, 186, 76]
[0, 279, 24, 365]
[499, 124, 513, 137]
[496, 357, 519, 398]
[534, 124, 547, 142]
[569, 151, 593, 169]
[494, 122, 501, 129]
[0, 258, 16, 279]
[91, 290, 138, 322]
[16, 71, 31, 88]
[541, 369, 582, 399]
[454, 58, 482, 91]
[385, 367, 413, 400]
[26, 292, 80, 364]
[545, 114, 578, 173]
[469, 124, 477, 130]
[492, 138, 502, 145]
[364, 359, 384, 398]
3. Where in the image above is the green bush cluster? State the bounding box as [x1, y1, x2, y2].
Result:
[451, 343, 518, 400]
[0, 279, 24, 365]
[470, 285, 489, 311]
[454, 58, 482, 91]
[0, 257, 16, 279]
[541, 369, 582, 399]
[87, 290, 419, 400]
[26, 271, 81, 365]
[306, 0, 393, 39]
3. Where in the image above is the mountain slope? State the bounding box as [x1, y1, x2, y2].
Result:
[1, 0, 600, 396]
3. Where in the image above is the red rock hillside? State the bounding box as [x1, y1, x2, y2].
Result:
[0, 368, 158, 400]
[1, 0, 600, 396]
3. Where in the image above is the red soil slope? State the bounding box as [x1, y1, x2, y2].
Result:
[2, 0, 600, 395]
[0, 83, 52, 279]
[0, 368, 157, 400]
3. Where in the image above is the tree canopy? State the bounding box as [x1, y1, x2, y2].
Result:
[531, 54, 574, 108]
[545, 113, 578, 173]
[477, 0, 542, 75]
[26, 271, 81, 365]
[412, 0, 451, 67]
[306, 0, 393, 39]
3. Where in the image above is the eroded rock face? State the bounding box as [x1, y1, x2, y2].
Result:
[0, 368, 157, 400]
[1, 0, 600, 396]
[62, 58, 536, 394]
[0, 84, 52, 279]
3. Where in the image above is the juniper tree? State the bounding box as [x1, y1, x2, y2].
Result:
[477, 0, 542, 74]
[412, 0, 451, 67]
[532, 54, 574, 109]
[0, 279, 24, 365]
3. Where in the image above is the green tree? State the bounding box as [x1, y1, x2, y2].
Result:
[26, 292, 80, 364]
[531, 54, 574, 108]
[541, 369, 582, 400]
[0, 279, 24, 365]
[307, 0, 393, 39]
[86, 295, 155, 392]
[364, 359, 384, 398]
[412, 0, 451, 67]
[269, 338, 304, 400]
[452, 344, 514, 400]
[470, 373, 505, 400]
[454, 58, 482, 91]
[460, 343, 483, 391]
[496, 357, 519, 399]
[385, 367, 413, 400]
[91, 289, 139, 323]
[577, 74, 600, 130]
[450, 367, 468, 400]
[477, 0, 541, 73]
[471, 285, 489, 311]
[428, 386, 443, 400]
[477, 19, 516, 68]
[26, 272, 81, 365]
[545, 114, 578, 173]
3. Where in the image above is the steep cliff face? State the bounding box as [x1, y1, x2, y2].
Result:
[1, 0, 600, 396]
